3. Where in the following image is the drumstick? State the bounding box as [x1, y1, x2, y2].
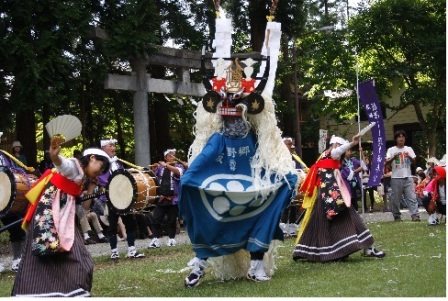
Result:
[0, 218, 24, 234]
[117, 158, 144, 170]
[174, 157, 188, 166]
[0, 150, 35, 172]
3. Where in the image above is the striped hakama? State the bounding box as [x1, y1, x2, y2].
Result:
[11, 217, 93, 297]
[292, 192, 374, 262]
[293, 148, 375, 262]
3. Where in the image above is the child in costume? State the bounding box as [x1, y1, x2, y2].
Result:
[12, 140, 110, 297]
[292, 134, 385, 262]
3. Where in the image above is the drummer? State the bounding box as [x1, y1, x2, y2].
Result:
[0, 148, 26, 272]
[98, 138, 145, 260]
[148, 149, 185, 248]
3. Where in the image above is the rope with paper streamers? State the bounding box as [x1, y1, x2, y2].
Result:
[0, 150, 35, 172]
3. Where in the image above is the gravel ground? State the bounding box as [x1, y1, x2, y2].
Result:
[0, 208, 431, 270]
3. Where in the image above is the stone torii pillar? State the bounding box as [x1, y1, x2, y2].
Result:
[130, 58, 150, 167]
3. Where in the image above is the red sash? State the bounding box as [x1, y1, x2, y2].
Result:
[22, 169, 82, 230]
[300, 158, 341, 196]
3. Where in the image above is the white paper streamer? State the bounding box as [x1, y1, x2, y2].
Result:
[257, 21, 282, 98]
[358, 122, 376, 136]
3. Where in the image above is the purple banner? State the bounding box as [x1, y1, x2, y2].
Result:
[358, 80, 386, 187]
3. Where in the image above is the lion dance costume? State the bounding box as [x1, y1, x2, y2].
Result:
[178, 6, 298, 287]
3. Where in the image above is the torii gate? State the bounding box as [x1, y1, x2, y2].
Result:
[99, 35, 262, 166]
[90, 23, 212, 166]
[91, 26, 264, 167]
[103, 46, 208, 167]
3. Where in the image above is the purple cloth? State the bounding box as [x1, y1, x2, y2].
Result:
[358, 80, 386, 187]
[0, 150, 13, 167]
[154, 163, 184, 205]
[0, 150, 26, 174]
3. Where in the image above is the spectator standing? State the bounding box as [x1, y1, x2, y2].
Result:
[279, 137, 304, 236]
[385, 130, 420, 222]
[361, 153, 377, 213]
[283, 137, 304, 169]
[11, 141, 27, 166]
[381, 164, 392, 212]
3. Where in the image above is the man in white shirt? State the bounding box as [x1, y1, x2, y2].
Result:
[385, 130, 420, 222]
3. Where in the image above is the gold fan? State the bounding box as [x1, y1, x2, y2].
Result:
[45, 115, 82, 147]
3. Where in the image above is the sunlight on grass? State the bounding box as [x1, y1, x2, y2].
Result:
[0, 221, 445, 297]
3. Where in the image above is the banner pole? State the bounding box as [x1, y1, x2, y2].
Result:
[355, 49, 366, 220]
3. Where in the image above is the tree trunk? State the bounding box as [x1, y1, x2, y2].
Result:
[278, 40, 295, 138]
[41, 104, 51, 153]
[249, 0, 268, 52]
[153, 97, 172, 161]
[16, 109, 37, 168]
[426, 129, 437, 158]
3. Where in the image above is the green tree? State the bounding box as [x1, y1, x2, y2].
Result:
[0, 0, 94, 166]
[280, 0, 354, 161]
[95, 0, 207, 161]
[349, 0, 446, 157]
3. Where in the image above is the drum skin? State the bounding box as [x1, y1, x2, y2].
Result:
[106, 169, 157, 215]
[0, 166, 38, 217]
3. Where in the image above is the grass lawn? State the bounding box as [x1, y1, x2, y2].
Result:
[0, 220, 446, 297]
